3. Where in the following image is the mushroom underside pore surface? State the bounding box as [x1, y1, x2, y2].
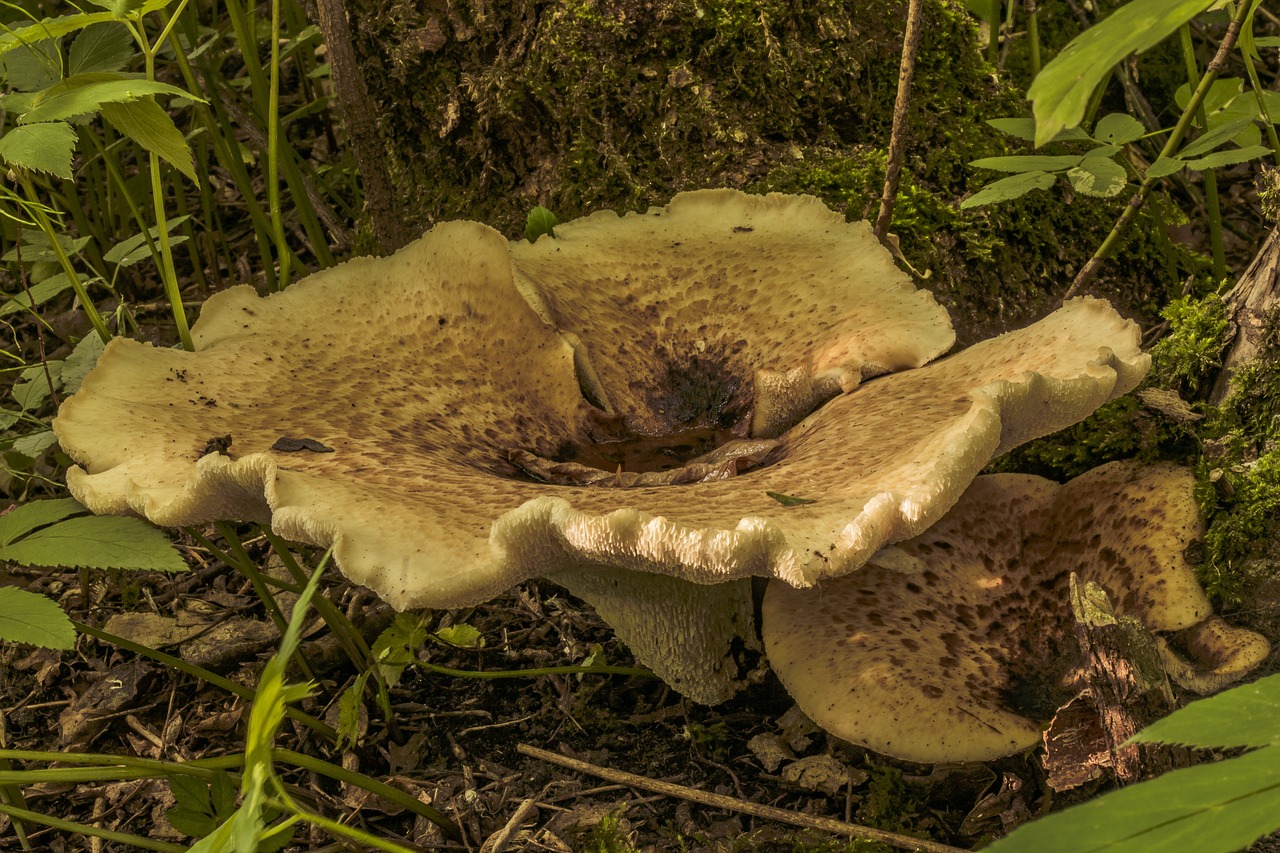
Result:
[762, 461, 1271, 763]
[54, 190, 1151, 702]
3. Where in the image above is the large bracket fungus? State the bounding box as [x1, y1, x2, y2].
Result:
[55, 190, 1150, 703]
[762, 461, 1270, 764]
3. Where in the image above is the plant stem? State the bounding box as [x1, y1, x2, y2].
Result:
[417, 660, 653, 680]
[268, 0, 290, 289]
[0, 802, 186, 852]
[16, 179, 111, 343]
[1064, 0, 1252, 300]
[73, 621, 336, 740]
[1237, 4, 1280, 163]
[1026, 0, 1041, 78]
[1180, 24, 1227, 281]
[874, 0, 925, 243]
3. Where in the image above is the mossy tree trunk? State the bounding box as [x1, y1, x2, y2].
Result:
[316, 0, 1190, 342]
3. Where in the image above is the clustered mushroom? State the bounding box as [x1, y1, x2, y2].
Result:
[53, 190, 1259, 728]
[762, 461, 1270, 763]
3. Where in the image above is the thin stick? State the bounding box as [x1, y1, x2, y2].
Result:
[516, 744, 965, 853]
[874, 0, 926, 243]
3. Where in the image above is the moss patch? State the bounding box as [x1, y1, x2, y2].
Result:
[348, 0, 1195, 340]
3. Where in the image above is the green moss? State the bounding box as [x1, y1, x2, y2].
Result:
[348, 0, 1195, 338]
[1150, 295, 1230, 398]
[855, 766, 929, 838]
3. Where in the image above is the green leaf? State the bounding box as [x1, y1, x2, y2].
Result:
[334, 672, 368, 751]
[103, 215, 191, 265]
[969, 154, 1082, 172]
[0, 37, 61, 92]
[372, 611, 430, 686]
[1028, 0, 1218, 146]
[1175, 77, 1244, 115]
[167, 771, 237, 838]
[12, 362, 63, 411]
[766, 490, 817, 506]
[1132, 673, 1280, 749]
[0, 14, 118, 56]
[1255, 36, 1280, 48]
[101, 98, 198, 180]
[1178, 116, 1256, 159]
[1, 231, 91, 264]
[0, 272, 82, 316]
[1147, 156, 1186, 179]
[0, 586, 74, 649]
[1184, 144, 1272, 171]
[21, 76, 196, 125]
[984, 747, 1280, 853]
[10, 428, 58, 460]
[61, 332, 106, 394]
[525, 206, 558, 243]
[0, 515, 188, 571]
[1093, 113, 1146, 145]
[960, 170, 1057, 209]
[0, 121, 77, 179]
[434, 623, 483, 648]
[1068, 156, 1128, 197]
[986, 117, 1037, 141]
[68, 22, 134, 75]
[0, 498, 85, 545]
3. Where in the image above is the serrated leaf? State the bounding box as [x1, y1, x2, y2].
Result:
[984, 747, 1280, 853]
[2, 231, 91, 264]
[167, 805, 220, 838]
[960, 170, 1057, 209]
[434, 623, 483, 648]
[1184, 144, 1272, 171]
[1147, 156, 1186, 179]
[0, 37, 61, 92]
[12, 362, 62, 411]
[525, 206, 558, 243]
[0, 586, 75, 648]
[1093, 113, 1146, 144]
[103, 215, 190, 266]
[334, 673, 367, 751]
[969, 154, 1082, 172]
[1, 272, 82, 316]
[101, 98, 197, 181]
[0, 14, 118, 56]
[372, 611, 430, 686]
[68, 22, 134, 75]
[0, 498, 85, 545]
[0, 121, 77, 179]
[1179, 116, 1256, 159]
[1068, 157, 1128, 197]
[1132, 673, 1280, 749]
[0, 514, 188, 571]
[61, 333, 107, 395]
[1029, 0, 1218, 146]
[10, 428, 58, 460]
[21, 76, 195, 125]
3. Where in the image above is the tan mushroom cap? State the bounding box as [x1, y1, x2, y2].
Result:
[56, 192, 1148, 700]
[511, 190, 956, 439]
[762, 461, 1270, 764]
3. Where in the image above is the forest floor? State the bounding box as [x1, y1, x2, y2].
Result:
[4, 541, 1278, 852]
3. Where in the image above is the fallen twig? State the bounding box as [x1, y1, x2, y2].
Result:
[516, 743, 966, 853]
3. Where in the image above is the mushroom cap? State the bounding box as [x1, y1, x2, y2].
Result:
[56, 191, 1149, 699]
[762, 461, 1270, 763]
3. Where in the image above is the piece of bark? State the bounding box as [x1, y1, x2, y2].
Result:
[1051, 576, 1187, 787]
[1210, 225, 1280, 405]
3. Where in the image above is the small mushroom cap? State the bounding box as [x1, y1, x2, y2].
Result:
[56, 192, 1150, 699]
[762, 461, 1270, 763]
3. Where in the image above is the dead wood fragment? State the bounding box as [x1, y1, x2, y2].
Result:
[1210, 224, 1280, 405]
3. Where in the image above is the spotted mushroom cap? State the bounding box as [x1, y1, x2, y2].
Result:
[762, 461, 1270, 763]
[56, 191, 1148, 701]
